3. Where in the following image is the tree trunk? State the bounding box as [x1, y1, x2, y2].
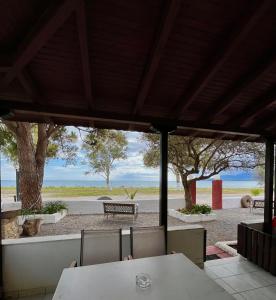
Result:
[16, 123, 46, 210]
[182, 177, 193, 210]
[106, 173, 112, 190]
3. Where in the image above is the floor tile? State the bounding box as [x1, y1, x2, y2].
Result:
[205, 267, 220, 279]
[223, 261, 260, 275]
[215, 279, 236, 294]
[231, 294, 245, 300]
[239, 288, 271, 300]
[222, 274, 258, 292]
[257, 285, 276, 300]
[207, 264, 236, 278]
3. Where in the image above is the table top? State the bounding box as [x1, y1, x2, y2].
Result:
[53, 254, 234, 300]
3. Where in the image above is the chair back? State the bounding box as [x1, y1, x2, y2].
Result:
[130, 226, 166, 259]
[80, 229, 122, 266]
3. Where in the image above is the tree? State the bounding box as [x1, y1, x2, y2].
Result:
[141, 134, 264, 209]
[82, 129, 128, 188]
[0, 121, 78, 210]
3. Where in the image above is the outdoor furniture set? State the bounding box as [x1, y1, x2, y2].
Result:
[53, 226, 233, 300]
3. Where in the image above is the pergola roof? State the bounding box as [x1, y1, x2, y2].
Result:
[0, 0, 275, 141]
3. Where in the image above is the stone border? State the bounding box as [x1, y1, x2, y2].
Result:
[215, 240, 238, 256]
[168, 209, 217, 223]
[17, 209, 67, 225]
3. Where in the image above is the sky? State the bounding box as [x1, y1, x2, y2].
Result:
[0, 128, 255, 182]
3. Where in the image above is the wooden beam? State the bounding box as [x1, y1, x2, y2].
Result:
[133, 0, 180, 115]
[202, 50, 276, 125]
[76, 0, 93, 110]
[251, 111, 276, 132]
[175, 0, 273, 118]
[230, 87, 276, 129]
[18, 69, 39, 100]
[2, 0, 78, 85]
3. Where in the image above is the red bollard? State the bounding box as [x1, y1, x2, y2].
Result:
[212, 180, 222, 209]
[189, 181, 196, 205]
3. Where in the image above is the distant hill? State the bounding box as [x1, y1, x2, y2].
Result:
[220, 171, 255, 181]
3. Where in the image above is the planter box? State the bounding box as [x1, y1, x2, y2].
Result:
[168, 209, 216, 223]
[17, 209, 67, 225]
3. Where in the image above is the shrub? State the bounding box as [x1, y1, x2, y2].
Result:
[178, 204, 212, 215]
[41, 201, 67, 214]
[251, 188, 261, 197]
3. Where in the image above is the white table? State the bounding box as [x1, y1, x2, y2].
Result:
[53, 254, 234, 300]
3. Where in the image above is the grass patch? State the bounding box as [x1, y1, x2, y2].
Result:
[1, 186, 264, 198]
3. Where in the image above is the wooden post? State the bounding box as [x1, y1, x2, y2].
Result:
[159, 129, 168, 230]
[212, 180, 223, 209]
[274, 143, 276, 217]
[264, 139, 274, 234]
[189, 181, 196, 205]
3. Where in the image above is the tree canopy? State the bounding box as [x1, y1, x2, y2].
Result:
[82, 128, 128, 188]
[141, 133, 264, 208]
[0, 121, 78, 209]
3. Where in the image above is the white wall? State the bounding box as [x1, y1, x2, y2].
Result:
[3, 225, 204, 296]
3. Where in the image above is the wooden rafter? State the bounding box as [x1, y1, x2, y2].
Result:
[2, 0, 78, 86]
[175, 0, 273, 119]
[76, 0, 93, 110]
[230, 87, 276, 129]
[133, 0, 181, 115]
[202, 50, 276, 125]
[254, 112, 276, 131]
[18, 69, 39, 100]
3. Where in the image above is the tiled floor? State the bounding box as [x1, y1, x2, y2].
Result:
[205, 256, 276, 299]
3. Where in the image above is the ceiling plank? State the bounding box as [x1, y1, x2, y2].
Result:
[175, 0, 273, 118]
[18, 69, 40, 100]
[229, 87, 276, 129]
[201, 50, 276, 125]
[76, 0, 93, 110]
[2, 0, 78, 86]
[133, 0, 181, 115]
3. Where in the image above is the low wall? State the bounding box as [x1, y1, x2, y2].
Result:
[2, 196, 264, 215]
[3, 225, 205, 298]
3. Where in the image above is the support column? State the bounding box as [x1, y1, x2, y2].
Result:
[212, 180, 222, 210]
[189, 181, 196, 205]
[264, 139, 274, 234]
[274, 144, 276, 217]
[159, 130, 168, 230]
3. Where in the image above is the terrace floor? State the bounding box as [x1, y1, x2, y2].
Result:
[35, 208, 264, 245]
[205, 256, 276, 299]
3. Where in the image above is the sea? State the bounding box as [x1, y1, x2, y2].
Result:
[0, 180, 261, 189]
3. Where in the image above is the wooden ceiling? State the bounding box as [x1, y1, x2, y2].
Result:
[0, 0, 275, 141]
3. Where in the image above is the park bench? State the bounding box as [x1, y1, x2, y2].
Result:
[103, 202, 138, 219]
[253, 200, 265, 209]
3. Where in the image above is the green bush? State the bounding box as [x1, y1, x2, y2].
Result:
[41, 201, 67, 214]
[251, 188, 261, 197]
[178, 204, 212, 215]
[21, 201, 67, 215]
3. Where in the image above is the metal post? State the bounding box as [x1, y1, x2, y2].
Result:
[159, 129, 168, 230]
[264, 138, 274, 234]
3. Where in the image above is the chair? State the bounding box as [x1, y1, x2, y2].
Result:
[80, 229, 122, 266]
[130, 226, 166, 259]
